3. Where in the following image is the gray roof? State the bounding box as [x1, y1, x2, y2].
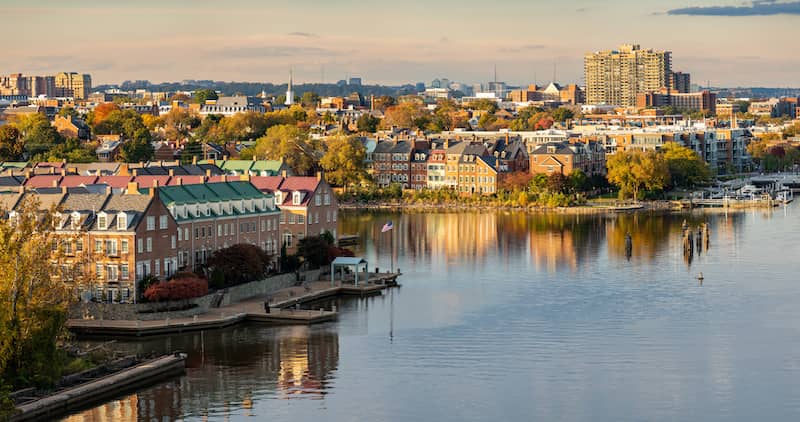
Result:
[61, 192, 110, 213]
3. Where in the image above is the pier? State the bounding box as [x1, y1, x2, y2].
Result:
[67, 272, 400, 337]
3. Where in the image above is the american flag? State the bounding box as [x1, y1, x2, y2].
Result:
[381, 221, 393, 233]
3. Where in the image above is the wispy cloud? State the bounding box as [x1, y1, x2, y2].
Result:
[499, 44, 546, 53]
[288, 32, 319, 38]
[667, 1, 800, 16]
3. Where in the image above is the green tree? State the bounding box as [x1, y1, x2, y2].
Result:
[660, 142, 711, 188]
[194, 88, 219, 104]
[320, 135, 367, 189]
[15, 113, 64, 158]
[118, 129, 154, 162]
[300, 91, 321, 107]
[253, 124, 319, 174]
[356, 114, 380, 133]
[57, 107, 79, 119]
[551, 107, 575, 122]
[0, 125, 24, 161]
[607, 150, 670, 201]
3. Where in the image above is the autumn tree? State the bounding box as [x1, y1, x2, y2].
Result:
[253, 124, 320, 174]
[372, 95, 396, 111]
[356, 114, 380, 133]
[206, 244, 272, 286]
[301, 91, 321, 107]
[551, 107, 575, 122]
[382, 102, 429, 129]
[0, 125, 24, 161]
[89, 102, 120, 125]
[607, 150, 670, 201]
[0, 197, 76, 404]
[320, 135, 367, 190]
[14, 113, 64, 158]
[660, 142, 711, 188]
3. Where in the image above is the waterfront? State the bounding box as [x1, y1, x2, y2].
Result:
[66, 205, 800, 421]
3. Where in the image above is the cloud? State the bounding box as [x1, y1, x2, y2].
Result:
[288, 32, 319, 38]
[666, 1, 800, 16]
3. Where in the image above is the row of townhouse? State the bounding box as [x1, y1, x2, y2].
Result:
[370, 137, 530, 194]
[0, 173, 339, 303]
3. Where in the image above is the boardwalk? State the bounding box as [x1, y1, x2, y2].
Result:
[67, 272, 400, 337]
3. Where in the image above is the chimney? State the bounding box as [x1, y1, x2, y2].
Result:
[126, 181, 139, 195]
[168, 169, 174, 176]
[192, 155, 197, 165]
[50, 167, 55, 175]
[240, 174, 250, 182]
[52, 179, 58, 187]
[61, 186, 68, 194]
[177, 177, 183, 185]
[105, 185, 112, 195]
[120, 163, 129, 176]
[132, 169, 139, 176]
[18, 185, 25, 194]
[149, 187, 157, 197]
[152, 179, 159, 188]
[316, 171, 323, 181]
[253, 155, 257, 162]
[281, 170, 287, 178]
[205, 169, 212, 178]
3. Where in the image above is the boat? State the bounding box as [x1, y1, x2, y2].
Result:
[775, 189, 794, 204]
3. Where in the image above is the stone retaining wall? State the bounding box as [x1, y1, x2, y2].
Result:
[69, 269, 323, 321]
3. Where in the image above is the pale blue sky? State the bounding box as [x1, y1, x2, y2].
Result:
[1, 0, 798, 87]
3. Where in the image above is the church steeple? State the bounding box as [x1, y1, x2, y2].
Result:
[285, 67, 294, 106]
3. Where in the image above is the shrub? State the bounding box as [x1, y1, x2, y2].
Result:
[206, 244, 272, 287]
[143, 277, 208, 302]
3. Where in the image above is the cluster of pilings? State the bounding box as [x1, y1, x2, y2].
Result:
[682, 220, 710, 265]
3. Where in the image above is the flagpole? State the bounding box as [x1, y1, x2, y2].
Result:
[390, 228, 394, 274]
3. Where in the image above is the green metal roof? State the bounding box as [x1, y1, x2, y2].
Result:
[219, 160, 254, 172]
[156, 182, 277, 222]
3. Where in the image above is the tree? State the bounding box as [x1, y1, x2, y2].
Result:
[356, 114, 380, 133]
[194, 88, 218, 104]
[0, 125, 24, 161]
[206, 244, 272, 286]
[297, 235, 336, 268]
[253, 124, 320, 174]
[320, 135, 367, 189]
[57, 107, 79, 119]
[551, 107, 575, 122]
[607, 150, 670, 201]
[372, 95, 396, 111]
[0, 197, 75, 404]
[118, 128, 154, 162]
[90, 102, 120, 125]
[15, 113, 64, 158]
[301, 91, 321, 107]
[660, 143, 711, 188]
[382, 102, 429, 129]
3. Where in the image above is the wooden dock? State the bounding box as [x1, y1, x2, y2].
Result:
[67, 272, 400, 337]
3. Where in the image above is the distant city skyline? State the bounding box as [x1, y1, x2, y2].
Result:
[2, 0, 799, 87]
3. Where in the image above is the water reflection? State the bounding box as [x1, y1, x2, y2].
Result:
[65, 325, 339, 421]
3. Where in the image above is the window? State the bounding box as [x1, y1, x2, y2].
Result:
[137, 238, 143, 253]
[146, 237, 152, 252]
[218, 224, 222, 236]
[201, 227, 205, 237]
[98, 214, 107, 230]
[326, 211, 331, 223]
[224, 224, 228, 236]
[280, 213, 285, 224]
[154, 260, 160, 277]
[178, 229, 182, 242]
[95, 240, 103, 253]
[298, 214, 305, 224]
[315, 195, 321, 206]
[76, 239, 83, 252]
[120, 264, 129, 280]
[171, 235, 176, 249]
[288, 214, 295, 224]
[117, 214, 127, 230]
[261, 220, 265, 232]
[195, 228, 199, 239]
[146, 216, 155, 231]
[95, 264, 102, 279]
[106, 240, 118, 255]
[333, 211, 337, 222]
[184, 228, 189, 242]
[315, 212, 319, 224]
[106, 265, 118, 281]
[293, 191, 302, 205]
[283, 232, 293, 247]
[121, 239, 129, 253]
[159, 215, 168, 229]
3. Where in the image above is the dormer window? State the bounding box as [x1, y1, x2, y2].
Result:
[97, 213, 108, 230]
[275, 191, 283, 204]
[53, 212, 63, 229]
[292, 191, 302, 205]
[71, 212, 81, 229]
[117, 213, 127, 230]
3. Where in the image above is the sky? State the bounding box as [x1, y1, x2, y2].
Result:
[1, 0, 799, 87]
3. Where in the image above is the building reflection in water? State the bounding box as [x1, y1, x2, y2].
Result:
[66, 325, 339, 421]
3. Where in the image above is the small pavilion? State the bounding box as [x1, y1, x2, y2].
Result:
[330, 257, 369, 286]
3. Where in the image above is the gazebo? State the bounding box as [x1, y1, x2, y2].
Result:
[330, 257, 369, 286]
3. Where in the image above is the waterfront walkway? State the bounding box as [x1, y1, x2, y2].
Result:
[67, 273, 400, 337]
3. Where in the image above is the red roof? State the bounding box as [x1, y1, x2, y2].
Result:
[96, 176, 133, 188]
[249, 176, 284, 193]
[167, 175, 205, 186]
[25, 175, 62, 188]
[131, 175, 171, 188]
[60, 175, 99, 188]
[34, 162, 65, 169]
[276, 177, 320, 206]
[206, 175, 237, 184]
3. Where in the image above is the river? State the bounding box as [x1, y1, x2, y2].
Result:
[64, 204, 800, 421]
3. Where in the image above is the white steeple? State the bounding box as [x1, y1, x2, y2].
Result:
[285, 67, 294, 106]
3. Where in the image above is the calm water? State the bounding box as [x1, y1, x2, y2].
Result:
[66, 205, 800, 422]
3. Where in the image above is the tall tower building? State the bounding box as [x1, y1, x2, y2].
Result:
[285, 68, 294, 106]
[584, 44, 671, 107]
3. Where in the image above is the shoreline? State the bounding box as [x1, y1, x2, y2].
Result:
[338, 200, 786, 214]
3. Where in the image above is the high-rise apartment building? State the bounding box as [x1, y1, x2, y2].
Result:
[670, 71, 691, 93]
[584, 44, 672, 106]
[55, 72, 92, 99]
